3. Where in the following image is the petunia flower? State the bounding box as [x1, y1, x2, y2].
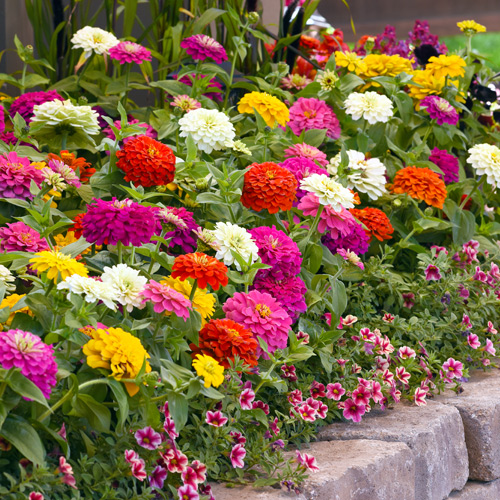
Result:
[230, 444, 246, 468]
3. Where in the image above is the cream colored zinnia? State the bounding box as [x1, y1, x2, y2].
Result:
[344, 91, 394, 124]
[467, 144, 500, 188]
[101, 264, 147, 312]
[71, 26, 119, 58]
[300, 173, 355, 211]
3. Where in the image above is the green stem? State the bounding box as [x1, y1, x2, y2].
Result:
[44, 280, 55, 297]
[60, 130, 68, 151]
[117, 241, 123, 264]
[129, 245, 136, 266]
[20, 63, 27, 94]
[189, 280, 198, 302]
[147, 230, 166, 274]
[302, 205, 324, 249]
[460, 176, 485, 209]
[254, 360, 279, 395]
[0, 380, 8, 400]
[227, 204, 237, 224]
[123, 64, 131, 106]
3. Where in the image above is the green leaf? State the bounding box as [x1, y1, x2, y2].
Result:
[451, 210, 476, 245]
[0, 415, 45, 465]
[7, 370, 49, 407]
[107, 379, 129, 431]
[303, 129, 327, 147]
[192, 8, 226, 35]
[59, 237, 92, 258]
[72, 394, 111, 433]
[167, 391, 188, 432]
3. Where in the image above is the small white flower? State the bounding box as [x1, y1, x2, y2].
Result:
[467, 143, 500, 188]
[101, 264, 147, 312]
[58, 275, 119, 310]
[315, 69, 339, 91]
[344, 91, 393, 124]
[300, 173, 355, 211]
[179, 108, 235, 154]
[328, 150, 387, 200]
[0, 265, 15, 293]
[71, 26, 119, 58]
[210, 222, 259, 271]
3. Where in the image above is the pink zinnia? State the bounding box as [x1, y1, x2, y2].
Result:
[29, 493, 44, 500]
[326, 382, 345, 400]
[140, 280, 191, 319]
[322, 221, 370, 256]
[296, 450, 319, 472]
[442, 357, 463, 379]
[0, 152, 44, 200]
[288, 98, 341, 140]
[171, 94, 202, 112]
[149, 465, 168, 489]
[134, 426, 162, 450]
[429, 148, 459, 184]
[342, 398, 366, 423]
[47, 159, 81, 188]
[280, 157, 329, 204]
[82, 198, 161, 247]
[222, 290, 292, 357]
[181, 34, 227, 64]
[10, 90, 63, 123]
[108, 41, 152, 64]
[177, 483, 199, 500]
[0, 329, 57, 398]
[0, 221, 48, 253]
[205, 410, 228, 427]
[425, 264, 442, 281]
[284, 143, 329, 167]
[230, 443, 246, 468]
[420, 96, 459, 126]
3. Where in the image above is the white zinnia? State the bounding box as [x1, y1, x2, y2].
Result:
[179, 108, 235, 154]
[300, 173, 355, 211]
[210, 222, 259, 271]
[0, 265, 15, 293]
[101, 264, 147, 312]
[467, 144, 500, 187]
[344, 91, 393, 124]
[328, 150, 387, 200]
[71, 26, 119, 58]
[57, 275, 119, 310]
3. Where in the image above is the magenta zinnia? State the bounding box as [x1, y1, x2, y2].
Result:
[0, 221, 49, 253]
[288, 98, 341, 140]
[180, 34, 227, 64]
[140, 280, 191, 320]
[0, 329, 58, 398]
[157, 206, 198, 254]
[82, 198, 161, 247]
[108, 41, 152, 65]
[0, 152, 44, 200]
[322, 221, 370, 255]
[420, 96, 459, 126]
[9, 90, 63, 123]
[428, 147, 459, 184]
[284, 143, 329, 167]
[280, 157, 329, 204]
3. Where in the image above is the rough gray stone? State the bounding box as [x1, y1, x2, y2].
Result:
[436, 370, 500, 481]
[317, 401, 468, 500]
[211, 439, 415, 500]
[447, 479, 500, 500]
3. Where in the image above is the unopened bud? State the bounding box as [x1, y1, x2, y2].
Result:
[277, 62, 289, 74]
[247, 11, 260, 24]
[392, 198, 402, 207]
[424, 207, 433, 216]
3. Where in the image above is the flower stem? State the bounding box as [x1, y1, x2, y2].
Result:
[189, 280, 198, 302]
[60, 130, 68, 151]
[460, 176, 485, 209]
[147, 230, 166, 274]
[301, 205, 324, 250]
[117, 241, 123, 264]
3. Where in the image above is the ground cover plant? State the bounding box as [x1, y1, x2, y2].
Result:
[0, 1, 499, 498]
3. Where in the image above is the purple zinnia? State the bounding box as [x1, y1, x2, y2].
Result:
[82, 198, 161, 247]
[248, 226, 302, 280]
[420, 96, 459, 125]
[428, 147, 459, 184]
[280, 157, 329, 204]
[108, 41, 152, 65]
[0, 221, 49, 253]
[288, 98, 341, 140]
[9, 90, 63, 123]
[252, 274, 307, 322]
[157, 206, 198, 254]
[0, 329, 58, 398]
[180, 34, 228, 64]
[0, 152, 44, 200]
[175, 73, 223, 101]
[322, 222, 370, 255]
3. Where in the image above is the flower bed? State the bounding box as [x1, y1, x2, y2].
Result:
[0, 2, 499, 499]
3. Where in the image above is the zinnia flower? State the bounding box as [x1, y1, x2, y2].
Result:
[420, 96, 459, 125]
[322, 221, 370, 255]
[82, 326, 151, 396]
[47, 150, 95, 183]
[407, 69, 446, 100]
[191, 318, 258, 368]
[181, 34, 227, 64]
[192, 354, 224, 388]
[426, 54, 466, 79]
[350, 207, 394, 241]
[344, 91, 393, 124]
[101, 264, 147, 312]
[0, 265, 15, 293]
[0, 329, 58, 398]
[288, 97, 341, 140]
[0, 152, 44, 200]
[47, 159, 81, 188]
[335, 51, 367, 74]
[300, 173, 355, 210]
[223, 290, 292, 357]
[284, 143, 328, 167]
[467, 143, 500, 188]
[9, 90, 63, 123]
[71, 26, 118, 57]
[0, 294, 33, 327]
[171, 253, 228, 291]
[237, 91, 289, 128]
[82, 198, 161, 246]
[391, 166, 447, 209]
[108, 41, 152, 64]
[171, 95, 201, 112]
[241, 162, 297, 214]
[178, 108, 235, 154]
[157, 206, 198, 253]
[280, 157, 329, 203]
[457, 20, 486, 35]
[0, 221, 48, 253]
[29, 250, 88, 283]
[429, 148, 459, 184]
[57, 275, 119, 309]
[116, 136, 176, 187]
[140, 280, 191, 320]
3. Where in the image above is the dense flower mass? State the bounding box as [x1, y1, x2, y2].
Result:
[237, 92, 289, 128]
[280, 157, 329, 203]
[350, 207, 394, 241]
[0, 152, 44, 200]
[158, 206, 198, 253]
[322, 221, 371, 255]
[0, 221, 48, 253]
[283, 143, 328, 166]
[9, 90, 63, 123]
[300, 174, 355, 210]
[171, 253, 228, 291]
[180, 34, 227, 63]
[140, 280, 191, 319]
[288, 98, 341, 140]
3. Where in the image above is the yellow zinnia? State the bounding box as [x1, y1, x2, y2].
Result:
[237, 91, 289, 128]
[0, 293, 33, 328]
[82, 326, 151, 396]
[335, 51, 367, 75]
[426, 54, 466, 79]
[29, 250, 88, 283]
[192, 354, 224, 388]
[360, 54, 414, 78]
[161, 276, 215, 325]
[457, 20, 486, 35]
[407, 69, 446, 100]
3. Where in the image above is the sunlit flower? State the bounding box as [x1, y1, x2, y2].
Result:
[467, 143, 500, 187]
[140, 280, 191, 319]
[344, 92, 393, 124]
[426, 54, 466, 79]
[101, 264, 147, 312]
[57, 275, 119, 309]
[420, 96, 459, 125]
[442, 357, 463, 379]
[30, 250, 88, 283]
[237, 91, 289, 128]
[230, 444, 246, 468]
[71, 26, 118, 57]
[300, 173, 355, 210]
[193, 354, 224, 388]
[350, 207, 394, 241]
[335, 51, 367, 74]
[315, 69, 339, 91]
[457, 20, 486, 35]
[172, 252, 228, 291]
[108, 41, 152, 64]
[288, 97, 341, 140]
[171, 94, 201, 112]
[181, 34, 227, 63]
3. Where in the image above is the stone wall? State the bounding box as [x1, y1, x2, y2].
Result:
[211, 369, 500, 500]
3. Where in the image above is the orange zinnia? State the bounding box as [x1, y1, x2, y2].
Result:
[68, 213, 85, 239]
[116, 135, 176, 188]
[47, 150, 96, 183]
[241, 162, 297, 214]
[350, 207, 394, 242]
[190, 318, 258, 368]
[391, 166, 447, 209]
[171, 252, 228, 291]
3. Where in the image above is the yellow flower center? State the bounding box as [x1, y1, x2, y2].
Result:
[266, 170, 275, 179]
[227, 328, 240, 338]
[148, 147, 158, 157]
[304, 110, 317, 119]
[255, 303, 271, 318]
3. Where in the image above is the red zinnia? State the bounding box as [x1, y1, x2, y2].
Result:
[47, 150, 95, 183]
[68, 213, 85, 239]
[171, 252, 228, 291]
[241, 162, 297, 214]
[116, 135, 176, 187]
[350, 207, 394, 242]
[190, 318, 258, 368]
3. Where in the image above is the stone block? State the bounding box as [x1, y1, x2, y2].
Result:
[436, 370, 500, 481]
[212, 439, 415, 500]
[317, 401, 468, 500]
[447, 479, 500, 500]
